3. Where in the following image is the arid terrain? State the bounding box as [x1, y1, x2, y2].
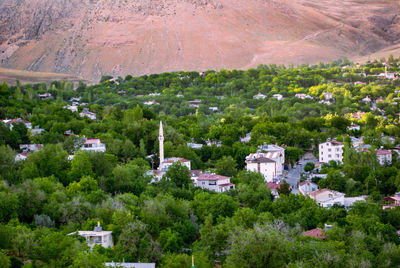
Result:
[1, 0, 400, 81]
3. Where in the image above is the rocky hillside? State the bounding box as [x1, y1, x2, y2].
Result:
[1, 0, 400, 81]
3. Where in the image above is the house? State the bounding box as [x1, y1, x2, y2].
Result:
[323, 92, 333, 100]
[344, 196, 368, 208]
[348, 124, 360, 131]
[2, 118, 32, 130]
[190, 170, 203, 184]
[376, 149, 392, 165]
[64, 105, 78, 113]
[272, 94, 283, 100]
[81, 139, 106, 153]
[19, 144, 43, 152]
[38, 93, 52, 100]
[15, 152, 30, 162]
[253, 93, 267, 100]
[69, 222, 113, 249]
[105, 262, 155, 268]
[240, 133, 251, 143]
[302, 228, 326, 239]
[176, 94, 184, 98]
[309, 188, 345, 208]
[117, 90, 126, 95]
[206, 140, 222, 147]
[318, 100, 332, 105]
[143, 101, 160, 105]
[266, 182, 281, 198]
[188, 100, 202, 108]
[350, 136, 364, 150]
[209, 107, 219, 112]
[383, 194, 400, 209]
[245, 144, 285, 182]
[319, 140, 344, 163]
[70, 97, 81, 102]
[376, 97, 385, 103]
[79, 108, 97, 120]
[299, 181, 319, 196]
[352, 112, 366, 120]
[159, 157, 191, 172]
[149, 92, 161, 96]
[196, 172, 235, 192]
[295, 93, 312, 99]
[187, 142, 203, 149]
[31, 125, 45, 135]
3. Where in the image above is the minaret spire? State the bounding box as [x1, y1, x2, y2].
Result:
[159, 121, 164, 168]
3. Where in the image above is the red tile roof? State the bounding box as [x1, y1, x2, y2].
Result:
[377, 150, 391, 155]
[266, 182, 281, 190]
[197, 174, 230, 181]
[84, 139, 102, 144]
[302, 228, 326, 239]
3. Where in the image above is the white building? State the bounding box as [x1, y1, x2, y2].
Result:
[319, 140, 344, 163]
[299, 181, 319, 196]
[15, 152, 30, 162]
[376, 149, 392, 165]
[143, 100, 160, 106]
[188, 100, 202, 108]
[348, 124, 360, 131]
[38, 93, 52, 100]
[64, 105, 78, 113]
[245, 144, 285, 182]
[2, 118, 32, 130]
[105, 262, 155, 268]
[31, 126, 45, 135]
[272, 94, 283, 100]
[309, 188, 345, 208]
[253, 93, 267, 100]
[295, 93, 312, 99]
[69, 223, 113, 249]
[240, 133, 251, 143]
[323, 92, 333, 100]
[79, 108, 97, 120]
[81, 139, 106, 153]
[19, 144, 43, 152]
[187, 142, 203, 149]
[159, 157, 191, 172]
[196, 172, 235, 192]
[209, 107, 219, 112]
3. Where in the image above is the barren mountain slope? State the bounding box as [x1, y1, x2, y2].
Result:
[0, 0, 399, 81]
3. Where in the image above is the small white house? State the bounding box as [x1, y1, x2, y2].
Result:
[159, 157, 191, 172]
[187, 142, 203, 149]
[240, 133, 251, 143]
[79, 108, 97, 120]
[309, 188, 345, 208]
[2, 119, 32, 130]
[38, 93, 52, 100]
[323, 92, 333, 100]
[299, 181, 319, 196]
[196, 172, 235, 192]
[64, 105, 78, 113]
[246, 155, 278, 182]
[31, 126, 45, 135]
[19, 144, 43, 152]
[348, 124, 360, 131]
[105, 262, 155, 268]
[253, 93, 267, 100]
[143, 101, 160, 106]
[376, 149, 392, 165]
[81, 139, 106, 153]
[209, 107, 219, 112]
[319, 140, 344, 163]
[272, 94, 283, 100]
[295, 93, 312, 100]
[69, 222, 113, 249]
[362, 96, 371, 103]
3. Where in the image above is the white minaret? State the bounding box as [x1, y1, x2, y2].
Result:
[159, 121, 164, 168]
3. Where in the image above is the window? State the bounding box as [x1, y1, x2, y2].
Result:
[328, 154, 331, 158]
[321, 152, 323, 155]
[336, 148, 340, 152]
[209, 181, 216, 186]
[328, 149, 331, 152]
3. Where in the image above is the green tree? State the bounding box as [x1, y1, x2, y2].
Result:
[215, 155, 238, 177]
[162, 162, 191, 189]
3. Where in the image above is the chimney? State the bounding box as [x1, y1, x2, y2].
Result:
[94, 222, 102, 232]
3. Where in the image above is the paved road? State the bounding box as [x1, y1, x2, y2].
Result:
[283, 156, 318, 194]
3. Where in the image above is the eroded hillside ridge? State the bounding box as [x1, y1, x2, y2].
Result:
[0, 0, 400, 81]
